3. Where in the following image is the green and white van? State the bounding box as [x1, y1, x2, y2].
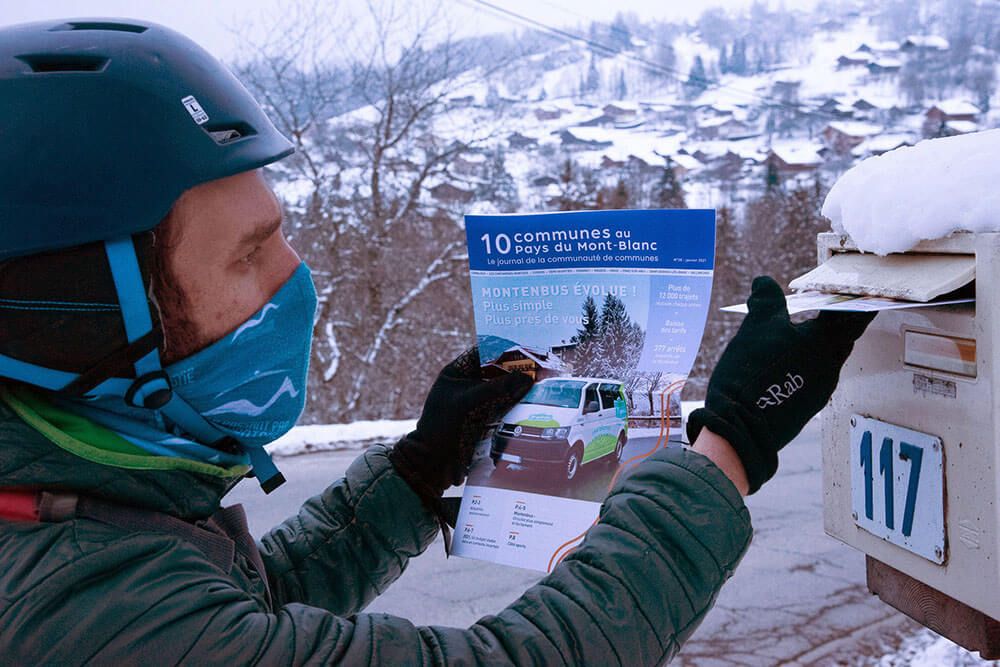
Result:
[490, 377, 629, 481]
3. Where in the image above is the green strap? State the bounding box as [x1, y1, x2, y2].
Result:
[0, 385, 248, 479]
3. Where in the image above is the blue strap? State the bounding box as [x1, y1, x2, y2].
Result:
[0, 353, 79, 391]
[245, 446, 285, 494]
[103, 237, 160, 377]
[0, 237, 284, 492]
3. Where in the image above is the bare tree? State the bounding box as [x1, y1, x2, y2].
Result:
[233, 1, 511, 421]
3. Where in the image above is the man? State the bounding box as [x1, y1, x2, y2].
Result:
[0, 19, 873, 664]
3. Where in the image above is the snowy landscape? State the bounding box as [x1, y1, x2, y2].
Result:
[232, 0, 1000, 424]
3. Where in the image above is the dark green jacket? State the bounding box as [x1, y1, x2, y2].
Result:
[0, 387, 752, 665]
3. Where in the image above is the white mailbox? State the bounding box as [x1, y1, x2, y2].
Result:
[801, 232, 999, 658]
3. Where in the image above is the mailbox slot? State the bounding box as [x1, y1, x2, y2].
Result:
[790, 250, 975, 302]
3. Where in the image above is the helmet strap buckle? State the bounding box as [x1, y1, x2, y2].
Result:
[124, 370, 173, 409]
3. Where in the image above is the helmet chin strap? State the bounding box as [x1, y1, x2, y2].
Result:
[0, 236, 285, 493]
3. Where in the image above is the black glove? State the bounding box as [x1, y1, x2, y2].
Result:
[389, 346, 533, 505]
[687, 276, 876, 494]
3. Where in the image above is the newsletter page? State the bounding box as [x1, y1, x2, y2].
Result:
[454, 209, 715, 572]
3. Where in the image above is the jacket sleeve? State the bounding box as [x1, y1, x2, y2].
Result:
[79, 445, 752, 666]
[257, 443, 441, 616]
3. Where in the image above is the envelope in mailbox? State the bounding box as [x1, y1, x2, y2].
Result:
[722, 290, 974, 315]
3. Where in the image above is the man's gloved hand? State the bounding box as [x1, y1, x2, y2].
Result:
[389, 347, 533, 507]
[687, 276, 876, 494]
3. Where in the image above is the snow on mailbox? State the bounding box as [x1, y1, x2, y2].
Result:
[801, 129, 1000, 659]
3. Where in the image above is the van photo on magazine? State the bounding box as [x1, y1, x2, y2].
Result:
[454, 209, 714, 571]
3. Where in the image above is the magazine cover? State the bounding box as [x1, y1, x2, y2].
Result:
[454, 209, 716, 572]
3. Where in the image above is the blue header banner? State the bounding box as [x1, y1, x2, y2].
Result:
[465, 209, 715, 272]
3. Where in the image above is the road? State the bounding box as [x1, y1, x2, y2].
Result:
[227, 420, 926, 665]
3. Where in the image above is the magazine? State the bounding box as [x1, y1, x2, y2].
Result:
[453, 209, 715, 572]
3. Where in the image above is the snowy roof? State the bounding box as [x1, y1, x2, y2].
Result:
[859, 40, 899, 52]
[602, 145, 663, 166]
[500, 345, 568, 371]
[861, 133, 912, 153]
[605, 101, 640, 112]
[770, 142, 823, 166]
[825, 121, 883, 137]
[839, 50, 874, 62]
[852, 96, 885, 109]
[669, 154, 702, 171]
[563, 127, 615, 144]
[869, 58, 902, 68]
[537, 105, 567, 115]
[823, 128, 1000, 255]
[699, 116, 743, 129]
[929, 100, 980, 116]
[945, 120, 979, 134]
[903, 35, 950, 50]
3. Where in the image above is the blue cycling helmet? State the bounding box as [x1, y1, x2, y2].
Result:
[0, 19, 295, 491]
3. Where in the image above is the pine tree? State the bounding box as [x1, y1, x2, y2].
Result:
[610, 13, 632, 52]
[586, 53, 601, 95]
[616, 70, 628, 99]
[574, 293, 644, 379]
[731, 39, 748, 75]
[685, 55, 708, 98]
[719, 44, 730, 74]
[572, 296, 600, 343]
[477, 148, 519, 213]
[765, 159, 781, 193]
[657, 157, 687, 209]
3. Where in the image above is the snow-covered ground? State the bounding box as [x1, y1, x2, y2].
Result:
[266, 401, 704, 457]
[869, 630, 999, 666]
[266, 418, 416, 457]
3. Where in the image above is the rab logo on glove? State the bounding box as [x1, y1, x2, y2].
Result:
[756, 372, 805, 409]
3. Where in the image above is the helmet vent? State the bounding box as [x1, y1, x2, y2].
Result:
[205, 122, 257, 145]
[18, 54, 110, 73]
[50, 21, 148, 34]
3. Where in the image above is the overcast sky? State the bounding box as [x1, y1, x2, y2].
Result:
[0, 0, 818, 60]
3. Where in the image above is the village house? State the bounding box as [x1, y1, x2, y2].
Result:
[817, 97, 855, 118]
[705, 150, 745, 179]
[821, 121, 883, 155]
[534, 105, 567, 121]
[556, 128, 613, 150]
[447, 94, 475, 108]
[855, 133, 912, 157]
[452, 152, 487, 178]
[772, 79, 802, 104]
[837, 50, 873, 68]
[602, 101, 640, 122]
[766, 144, 822, 173]
[857, 41, 900, 55]
[923, 101, 980, 137]
[867, 58, 902, 76]
[507, 131, 538, 150]
[696, 116, 754, 140]
[668, 153, 703, 178]
[429, 182, 475, 205]
[488, 345, 570, 381]
[901, 35, 950, 52]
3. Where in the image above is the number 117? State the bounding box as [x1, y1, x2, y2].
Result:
[860, 431, 923, 537]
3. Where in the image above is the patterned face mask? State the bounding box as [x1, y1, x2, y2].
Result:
[164, 262, 318, 447]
